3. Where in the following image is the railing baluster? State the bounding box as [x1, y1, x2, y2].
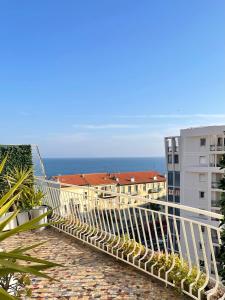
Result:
[138, 208, 149, 267]
[132, 207, 142, 264]
[197, 224, 210, 299]
[206, 228, 220, 299]
[144, 210, 155, 272]
[180, 219, 193, 290]
[165, 212, 176, 286]
[189, 222, 201, 296]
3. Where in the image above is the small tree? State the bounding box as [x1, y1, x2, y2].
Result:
[218, 154, 225, 282]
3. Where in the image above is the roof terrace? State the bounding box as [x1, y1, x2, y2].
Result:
[2, 229, 186, 299]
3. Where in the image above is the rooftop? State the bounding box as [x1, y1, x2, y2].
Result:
[2, 229, 185, 300]
[53, 171, 165, 186]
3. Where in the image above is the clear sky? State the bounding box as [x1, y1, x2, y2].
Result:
[0, 1, 225, 157]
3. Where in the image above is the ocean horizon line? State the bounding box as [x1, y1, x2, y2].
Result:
[43, 156, 165, 159]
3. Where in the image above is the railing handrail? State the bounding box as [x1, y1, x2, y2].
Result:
[35, 177, 223, 221]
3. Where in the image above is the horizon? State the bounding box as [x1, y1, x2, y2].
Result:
[43, 155, 165, 159]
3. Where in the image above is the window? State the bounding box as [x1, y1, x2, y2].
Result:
[168, 207, 174, 215]
[174, 188, 180, 196]
[217, 137, 222, 146]
[174, 195, 180, 203]
[135, 185, 138, 192]
[143, 184, 146, 192]
[168, 154, 172, 164]
[174, 154, 179, 164]
[128, 186, 131, 193]
[199, 173, 206, 182]
[214, 246, 220, 257]
[168, 195, 173, 202]
[174, 188, 180, 203]
[174, 172, 180, 186]
[211, 230, 218, 243]
[199, 191, 205, 199]
[168, 172, 173, 186]
[168, 188, 174, 195]
[199, 260, 205, 267]
[175, 208, 180, 216]
[200, 138, 206, 147]
[199, 156, 207, 165]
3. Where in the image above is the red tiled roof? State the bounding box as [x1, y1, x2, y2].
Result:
[52, 171, 165, 186]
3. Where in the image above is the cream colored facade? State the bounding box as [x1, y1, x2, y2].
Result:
[58, 180, 166, 213]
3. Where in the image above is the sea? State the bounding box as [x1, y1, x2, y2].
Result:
[43, 157, 166, 178]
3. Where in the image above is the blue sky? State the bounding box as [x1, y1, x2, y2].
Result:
[0, 1, 225, 157]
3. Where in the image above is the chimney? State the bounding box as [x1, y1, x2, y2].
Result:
[130, 177, 135, 183]
[153, 176, 158, 181]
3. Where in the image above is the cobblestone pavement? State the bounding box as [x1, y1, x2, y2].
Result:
[2, 229, 187, 300]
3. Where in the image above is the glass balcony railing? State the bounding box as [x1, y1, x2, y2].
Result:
[167, 146, 179, 153]
[210, 145, 225, 151]
[211, 200, 220, 207]
[211, 182, 222, 189]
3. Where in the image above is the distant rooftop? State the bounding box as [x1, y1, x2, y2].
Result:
[53, 171, 165, 186]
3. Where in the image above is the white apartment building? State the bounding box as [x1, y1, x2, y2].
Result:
[165, 125, 225, 274]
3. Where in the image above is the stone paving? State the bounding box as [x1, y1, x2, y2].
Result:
[2, 229, 187, 300]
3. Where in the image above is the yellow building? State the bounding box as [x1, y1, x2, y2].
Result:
[53, 171, 166, 211]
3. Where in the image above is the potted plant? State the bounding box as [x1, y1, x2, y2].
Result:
[2, 166, 33, 228]
[24, 188, 48, 230]
[2, 165, 48, 228]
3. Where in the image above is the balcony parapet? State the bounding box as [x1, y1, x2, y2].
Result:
[211, 182, 223, 189]
[210, 145, 225, 152]
[211, 200, 220, 207]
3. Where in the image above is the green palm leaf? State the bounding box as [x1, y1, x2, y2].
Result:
[0, 193, 21, 218]
[0, 155, 8, 174]
[0, 252, 62, 267]
[9, 241, 47, 254]
[0, 260, 54, 281]
[0, 287, 15, 300]
[0, 171, 30, 208]
[0, 210, 19, 231]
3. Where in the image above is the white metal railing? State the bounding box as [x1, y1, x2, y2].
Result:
[35, 178, 225, 300]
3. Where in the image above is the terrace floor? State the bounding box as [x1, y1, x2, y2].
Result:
[2, 229, 187, 300]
